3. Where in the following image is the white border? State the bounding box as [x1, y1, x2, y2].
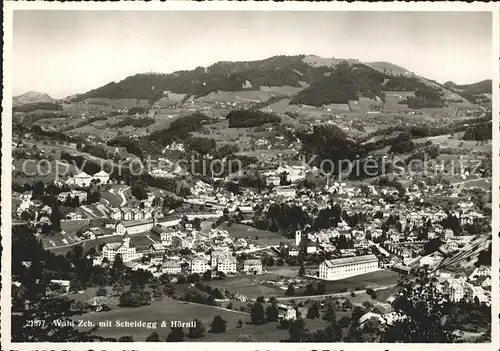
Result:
[1, 2, 499, 350]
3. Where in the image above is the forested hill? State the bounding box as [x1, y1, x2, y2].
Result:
[69, 55, 480, 107]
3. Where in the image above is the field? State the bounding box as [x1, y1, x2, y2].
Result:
[76, 298, 249, 340]
[301, 269, 402, 295]
[204, 273, 286, 298]
[76, 296, 334, 342]
[218, 223, 293, 246]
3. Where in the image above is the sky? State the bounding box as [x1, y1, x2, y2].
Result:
[13, 10, 493, 99]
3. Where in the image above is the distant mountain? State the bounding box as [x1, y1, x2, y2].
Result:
[69, 55, 478, 108]
[444, 79, 492, 104]
[444, 79, 492, 94]
[13, 91, 55, 107]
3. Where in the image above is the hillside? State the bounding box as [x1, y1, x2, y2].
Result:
[444, 79, 492, 104]
[364, 61, 412, 75]
[69, 55, 477, 108]
[13, 91, 55, 106]
[444, 80, 492, 94]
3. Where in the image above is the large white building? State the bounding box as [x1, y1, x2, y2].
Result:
[216, 256, 237, 274]
[319, 254, 379, 280]
[191, 257, 211, 274]
[115, 216, 181, 235]
[101, 233, 137, 262]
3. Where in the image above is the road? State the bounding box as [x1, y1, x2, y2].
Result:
[453, 177, 489, 187]
[118, 186, 130, 207]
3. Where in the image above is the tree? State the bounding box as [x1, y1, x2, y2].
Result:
[119, 289, 152, 307]
[112, 254, 124, 271]
[338, 316, 351, 328]
[383, 270, 456, 342]
[118, 335, 134, 342]
[210, 315, 227, 333]
[188, 273, 200, 284]
[112, 282, 125, 295]
[306, 302, 320, 319]
[96, 286, 107, 296]
[176, 275, 187, 284]
[316, 283, 326, 295]
[251, 303, 265, 325]
[285, 284, 295, 296]
[146, 332, 160, 342]
[202, 270, 212, 281]
[298, 265, 305, 276]
[69, 278, 82, 292]
[50, 204, 62, 232]
[366, 288, 377, 299]
[322, 302, 337, 324]
[305, 283, 316, 296]
[166, 327, 184, 342]
[188, 319, 205, 338]
[287, 318, 311, 342]
[265, 304, 279, 322]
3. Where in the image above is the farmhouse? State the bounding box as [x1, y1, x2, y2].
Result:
[92, 170, 110, 184]
[72, 171, 93, 187]
[319, 254, 379, 280]
[277, 304, 297, 321]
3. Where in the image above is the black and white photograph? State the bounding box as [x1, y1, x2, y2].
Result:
[1, 2, 497, 348]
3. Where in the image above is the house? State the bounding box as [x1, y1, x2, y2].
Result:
[73, 171, 93, 187]
[162, 260, 182, 275]
[50, 279, 71, 293]
[319, 255, 379, 281]
[66, 212, 83, 221]
[110, 208, 122, 220]
[191, 257, 211, 274]
[266, 176, 281, 187]
[277, 304, 297, 321]
[274, 186, 296, 198]
[101, 232, 137, 262]
[243, 259, 263, 274]
[82, 227, 105, 239]
[148, 243, 166, 264]
[92, 170, 110, 184]
[122, 209, 133, 221]
[216, 256, 237, 274]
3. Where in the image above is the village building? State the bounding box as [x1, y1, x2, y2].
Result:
[72, 171, 93, 187]
[162, 260, 182, 275]
[101, 233, 137, 262]
[216, 256, 237, 274]
[243, 258, 263, 274]
[92, 170, 110, 184]
[277, 304, 297, 321]
[319, 254, 379, 280]
[191, 257, 211, 274]
[115, 216, 180, 235]
[81, 227, 105, 239]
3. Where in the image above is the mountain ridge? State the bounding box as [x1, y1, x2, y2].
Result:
[13, 91, 55, 106]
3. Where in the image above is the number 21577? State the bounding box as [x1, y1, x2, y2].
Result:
[25, 320, 46, 327]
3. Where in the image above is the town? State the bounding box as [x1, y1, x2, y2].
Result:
[9, 10, 493, 345]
